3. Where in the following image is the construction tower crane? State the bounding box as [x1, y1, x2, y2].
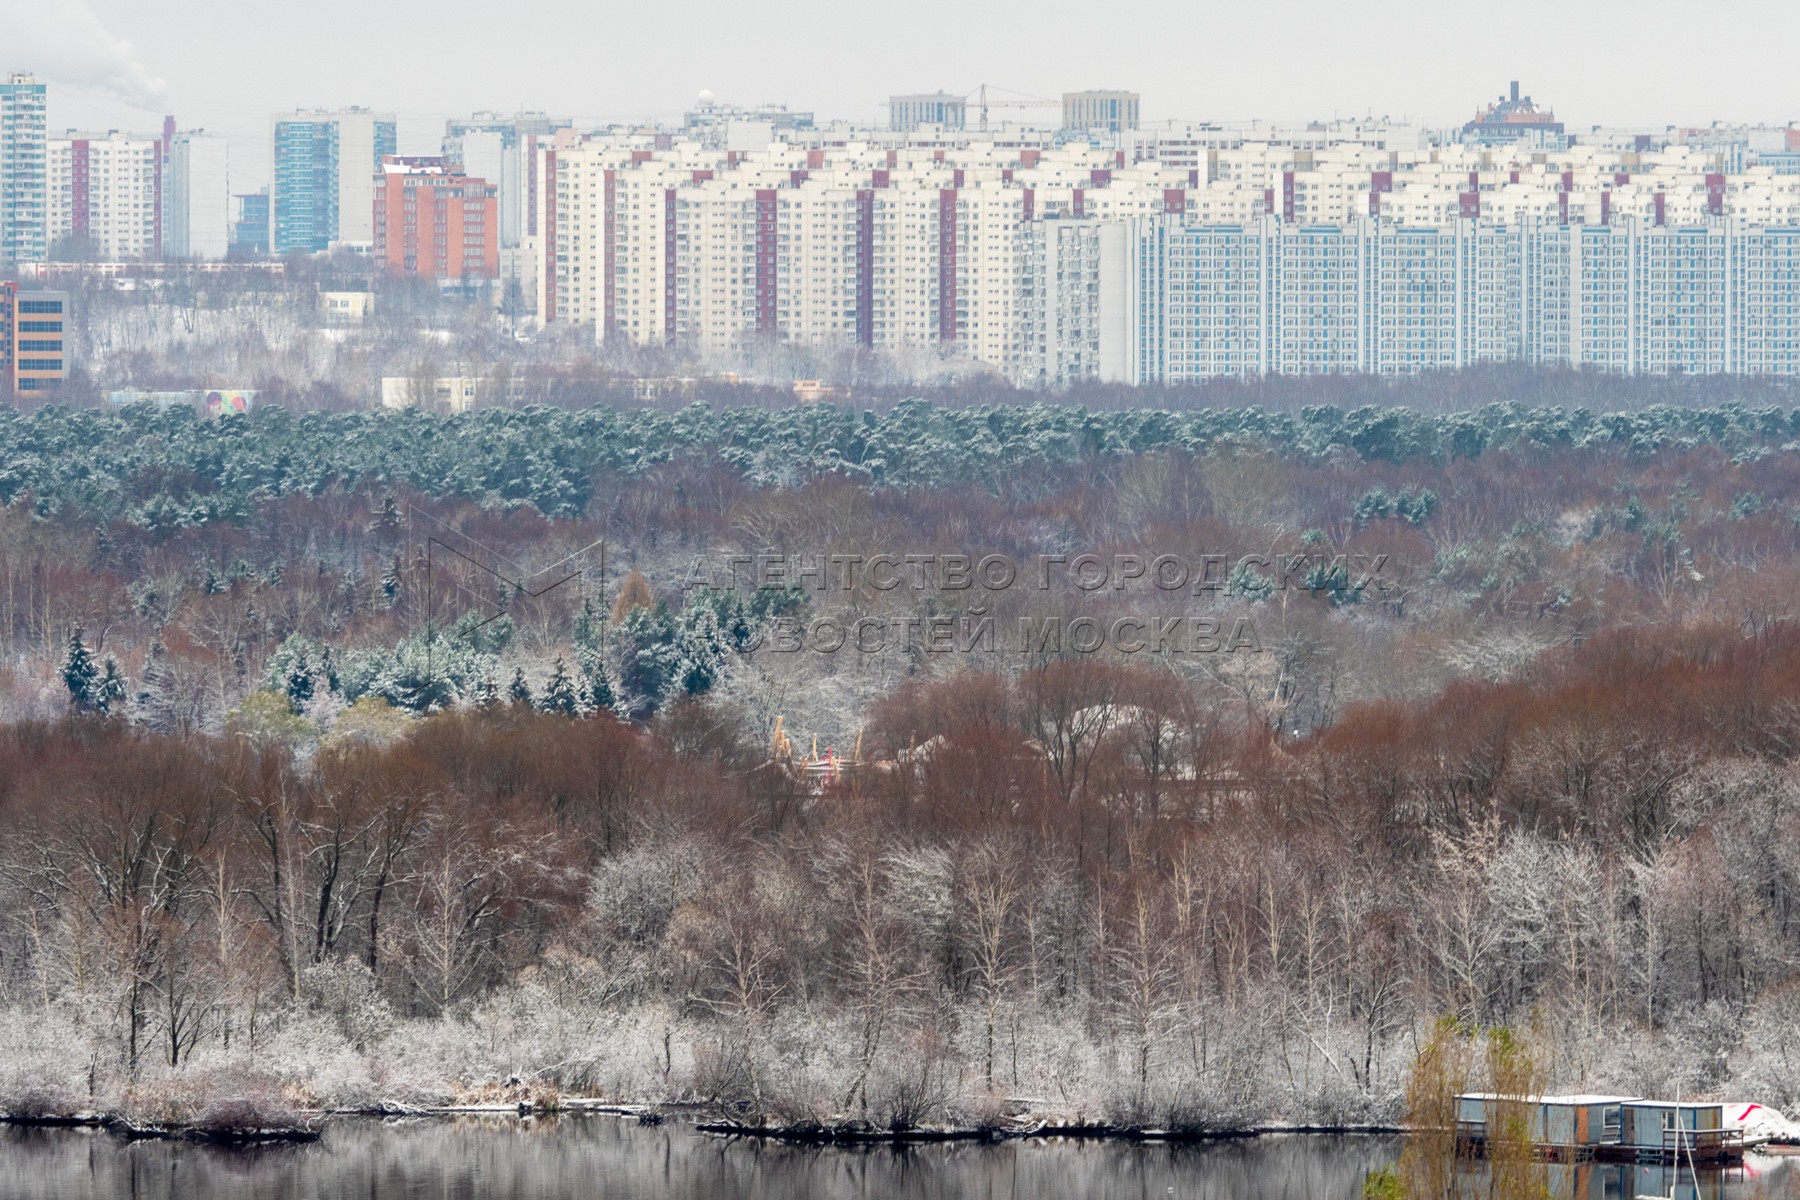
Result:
[968, 84, 1058, 133]
[877, 85, 1059, 133]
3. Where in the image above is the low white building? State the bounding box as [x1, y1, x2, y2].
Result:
[380, 375, 480, 413]
[319, 290, 374, 323]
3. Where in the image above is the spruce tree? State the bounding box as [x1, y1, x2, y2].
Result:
[285, 645, 316, 709]
[369, 495, 403, 545]
[540, 656, 581, 716]
[573, 598, 601, 652]
[671, 606, 729, 699]
[62, 627, 100, 712]
[580, 652, 617, 715]
[507, 666, 533, 707]
[97, 658, 126, 713]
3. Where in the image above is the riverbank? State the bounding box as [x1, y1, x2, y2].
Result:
[0, 1110, 319, 1145]
[0, 1090, 1401, 1150]
[692, 1115, 1406, 1145]
[0, 997, 1415, 1155]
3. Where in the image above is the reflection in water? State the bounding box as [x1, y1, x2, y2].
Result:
[1530, 1158, 1791, 1200]
[0, 1121, 1394, 1200]
[0, 1119, 1791, 1200]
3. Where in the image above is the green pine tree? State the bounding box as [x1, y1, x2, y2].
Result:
[580, 652, 617, 715]
[573, 598, 601, 652]
[369, 495, 403, 545]
[539, 656, 581, 716]
[62, 627, 100, 712]
[285, 645, 316, 709]
[97, 658, 126, 713]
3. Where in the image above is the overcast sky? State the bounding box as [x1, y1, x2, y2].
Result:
[9, 0, 1799, 190]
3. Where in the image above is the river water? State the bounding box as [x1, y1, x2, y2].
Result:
[0, 1118, 1790, 1200]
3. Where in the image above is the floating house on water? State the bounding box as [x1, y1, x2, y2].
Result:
[1457, 1094, 1634, 1160]
[1618, 1101, 1742, 1163]
[1455, 1094, 1744, 1163]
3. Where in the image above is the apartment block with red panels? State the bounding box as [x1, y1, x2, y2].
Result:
[372, 158, 499, 279]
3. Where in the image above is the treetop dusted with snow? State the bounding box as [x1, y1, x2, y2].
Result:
[4, 399, 1800, 519]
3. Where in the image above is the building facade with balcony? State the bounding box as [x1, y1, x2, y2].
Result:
[1, 74, 48, 267]
[271, 109, 397, 254]
[373, 158, 499, 279]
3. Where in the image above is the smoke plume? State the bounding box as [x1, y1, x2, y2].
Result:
[2, 0, 167, 108]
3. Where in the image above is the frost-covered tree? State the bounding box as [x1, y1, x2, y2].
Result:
[580, 651, 617, 715]
[134, 639, 172, 726]
[266, 634, 337, 710]
[687, 584, 807, 653]
[573, 598, 602, 653]
[671, 605, 730, 700]
[611, 603, 681, 720]
[1225, 559, 1275, 602]
[62, 628, 102, 713]
[336, 635, 489, 714]
[380, 557, 401, 608]
[540, 656, 582, 716]
[96, 658, 126, 713]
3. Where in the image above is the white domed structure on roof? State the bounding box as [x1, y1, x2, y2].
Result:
[696, 89, 716, 108]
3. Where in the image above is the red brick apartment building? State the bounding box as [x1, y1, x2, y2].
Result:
[373, 157, 498, 279]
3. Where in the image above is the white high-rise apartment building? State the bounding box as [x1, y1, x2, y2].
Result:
[445, 113, 569, 250]
[1063, 91, 1140, 134]
[164, 132, 231, 259]
[1097, 215, 1800, 384]
[679, 180, 763, 355]
[332, 110, 389, 250]
[533, 140, 1183, 365]
[770, 182, 860, 349]
[47, 131, 161, 260]
[526, 131, 1800, 382]
[1, 73, 48, 266]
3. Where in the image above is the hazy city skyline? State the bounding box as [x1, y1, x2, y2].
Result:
[12, 0, 1800, 189]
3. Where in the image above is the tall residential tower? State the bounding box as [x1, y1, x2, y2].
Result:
[270, 108, 396, 254]
[0, 74, 48, 267]
[443, 112, 568, 248]
[165, 132, 231, 259]
[47, 131, 161, 260]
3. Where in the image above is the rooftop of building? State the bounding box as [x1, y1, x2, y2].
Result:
[1466, 81, 1561, 131]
